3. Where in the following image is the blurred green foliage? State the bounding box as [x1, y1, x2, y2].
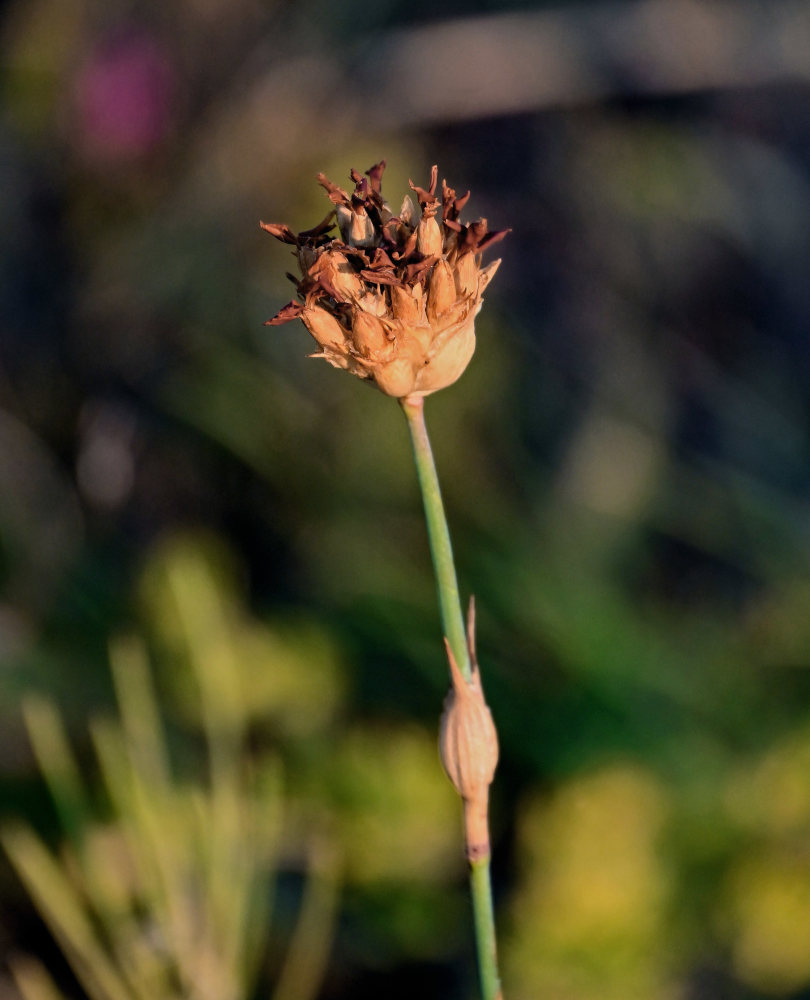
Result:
[3, 539, 464, 1000]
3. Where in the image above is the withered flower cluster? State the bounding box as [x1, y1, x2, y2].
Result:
[262, 160, 507, 398]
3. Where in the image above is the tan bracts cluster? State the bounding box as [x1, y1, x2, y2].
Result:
[262, 161, 507, 398]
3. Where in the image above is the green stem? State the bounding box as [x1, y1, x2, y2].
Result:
[400, 394, 502, 1000]
[471, 857, 501, 1000]
[400, 395, 470, 681]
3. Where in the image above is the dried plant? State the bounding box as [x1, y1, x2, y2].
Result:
[263, 160, 506, 1000]
[262, 160, 506, 398]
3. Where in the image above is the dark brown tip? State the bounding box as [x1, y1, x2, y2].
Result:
[264, 301, 304, 326]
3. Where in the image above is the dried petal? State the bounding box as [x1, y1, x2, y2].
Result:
[408, 165, 438, 206]
[316, 172, 351, 207]
[365, 159, 386, 194]
[299, 212, 336, 239]
[476, 228, 510, 253]
[298, 245, 319, 273]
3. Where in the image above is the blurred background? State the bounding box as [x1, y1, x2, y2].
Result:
[2, 0, 810, 997]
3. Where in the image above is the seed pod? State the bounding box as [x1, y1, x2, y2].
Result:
[416, 211, 443, 258]
[390, 283, 420, 324]
[427, 259, 456, 321]
[318, 250, 364, 301]
[302, 306, 347, 351]
[336, 204, 376, 248]
[351, 310, 391, 357]
[439, 598, 499, 861]
[454, 251, 478, 297]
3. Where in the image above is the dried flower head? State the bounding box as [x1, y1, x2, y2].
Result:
[262, 160, 507, 398]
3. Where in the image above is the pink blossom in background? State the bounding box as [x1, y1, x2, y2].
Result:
[72, 29, 175, 165]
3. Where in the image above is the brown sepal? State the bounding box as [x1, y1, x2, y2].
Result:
[260, 221, 298, 244]
[265, 301, 304, 325]
[315, 275, 345, 302]
[316, 172, 351, 207]
[441, 179, 471, 223]
[392, 229, 418, 262]
[462, 219, 489, 251]
[360, 268, 401, 287]
[403, 256, 436, 286]
[366, 247, 395, 270]
[408, 164, 438, 206]
[457, 219, 509, 256]
[476, 228, 511, 253]
[365, 160, 386, 194]
[330, 241, 370, 263]
[361, 247, 401, 286]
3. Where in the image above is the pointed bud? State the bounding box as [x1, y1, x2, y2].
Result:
[318, 250, 364, 300]
[427, 259, 456, 321]
[438, 599, 498, 861]
[351, 310, 391, 357]
[336, 205, 376, 248]
[416, 211, 443, 258]
[454, 251, 478, 297]
[301, 306, 347, 351]
[390, 283, 421, 324]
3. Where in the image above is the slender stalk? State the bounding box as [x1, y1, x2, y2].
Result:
[470, 858, 501, 1000]
[400, 395, 470, 682]
[400, 394, 503, 1000]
